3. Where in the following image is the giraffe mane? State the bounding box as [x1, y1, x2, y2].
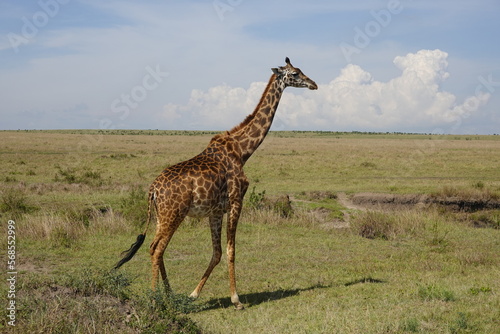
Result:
[228, 74, 277, 135]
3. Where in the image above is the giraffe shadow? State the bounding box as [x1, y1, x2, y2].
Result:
[201, 283, 331, 311]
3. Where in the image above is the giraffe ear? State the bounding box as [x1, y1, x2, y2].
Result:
[272, 67, 280, 75]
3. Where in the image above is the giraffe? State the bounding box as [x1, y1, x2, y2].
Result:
[115, 57, 317, 310]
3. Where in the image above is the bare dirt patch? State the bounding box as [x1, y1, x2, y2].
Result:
[309, 207, 349, 230]
[310, 192, 500, 231]
[338, 192, 500, 212]
[16, 254, 55, 274]
[349, 193, 430, 211]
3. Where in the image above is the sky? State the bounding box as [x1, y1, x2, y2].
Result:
[1, 0, 499, 134]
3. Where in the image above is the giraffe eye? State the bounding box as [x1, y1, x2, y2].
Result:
[292, 72, 299, 77]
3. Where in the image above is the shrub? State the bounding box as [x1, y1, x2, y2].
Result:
[119, 186, 148, 227]
[246, 187, 294, 218]
[54, 166, 105, 187]
[0, 187, 38, 218]
[352, 211, 396, 240]
[134, 289, 204, 333]
[247, 186, 266, 210]
[267, 194, 294, 218]
[54, 166, 77, 183]
[427, 219, 451, 250]
[144, 288, 206, 315]
[352, 209, 433, 241]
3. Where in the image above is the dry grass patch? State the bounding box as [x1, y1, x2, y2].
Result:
[19, 207, 131, 248]
[351, 209, 430, 240]
[436, 184, 500, 201]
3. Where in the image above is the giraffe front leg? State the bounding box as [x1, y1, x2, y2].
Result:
[227, 231, 244, 310]
[226, 178, 248, 310]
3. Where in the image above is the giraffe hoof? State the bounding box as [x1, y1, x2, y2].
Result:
[233, 302, 245, 310]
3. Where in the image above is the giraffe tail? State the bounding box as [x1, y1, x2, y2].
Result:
[114, 190, 156, 270]
[114, 233, 146, 269]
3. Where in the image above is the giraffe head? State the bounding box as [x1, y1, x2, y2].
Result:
[272, 57, 318, 90]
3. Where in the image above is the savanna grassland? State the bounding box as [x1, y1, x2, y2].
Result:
[1, 130, 499, 333]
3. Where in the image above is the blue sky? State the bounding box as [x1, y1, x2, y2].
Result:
[1, 0, 499, 134]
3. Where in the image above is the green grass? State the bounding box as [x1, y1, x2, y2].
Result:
[1, 130, 500, 333]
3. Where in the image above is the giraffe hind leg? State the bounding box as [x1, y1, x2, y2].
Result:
[150, 214, 184, 293]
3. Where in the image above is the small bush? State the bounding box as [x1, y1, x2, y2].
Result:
[352, 209, 441, 241]
[67, 206, 100, 227]
[54, 166, 105, 187]
[247, 186, 266, 210]
[119, 186, 148, 227]
[144, 288, 206, 315]
[54, 166, 77, 183]
[135, 289, 203, 333]
[262, 194, 294, 218]
[352, 211, 396, 240]
[427, 219, 451, 250]
[82, 170, 102, 182]
[0, 187, 38, 218]
[270, 195, 294, 218]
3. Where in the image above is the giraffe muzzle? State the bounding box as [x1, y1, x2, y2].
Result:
[308, 81, 318, 90]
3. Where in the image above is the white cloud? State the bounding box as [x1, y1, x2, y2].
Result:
[162, 49, 491, 133]
[162, 81, 268, 130]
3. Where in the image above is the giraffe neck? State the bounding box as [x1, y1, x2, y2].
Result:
[228, 74, 284, 164]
